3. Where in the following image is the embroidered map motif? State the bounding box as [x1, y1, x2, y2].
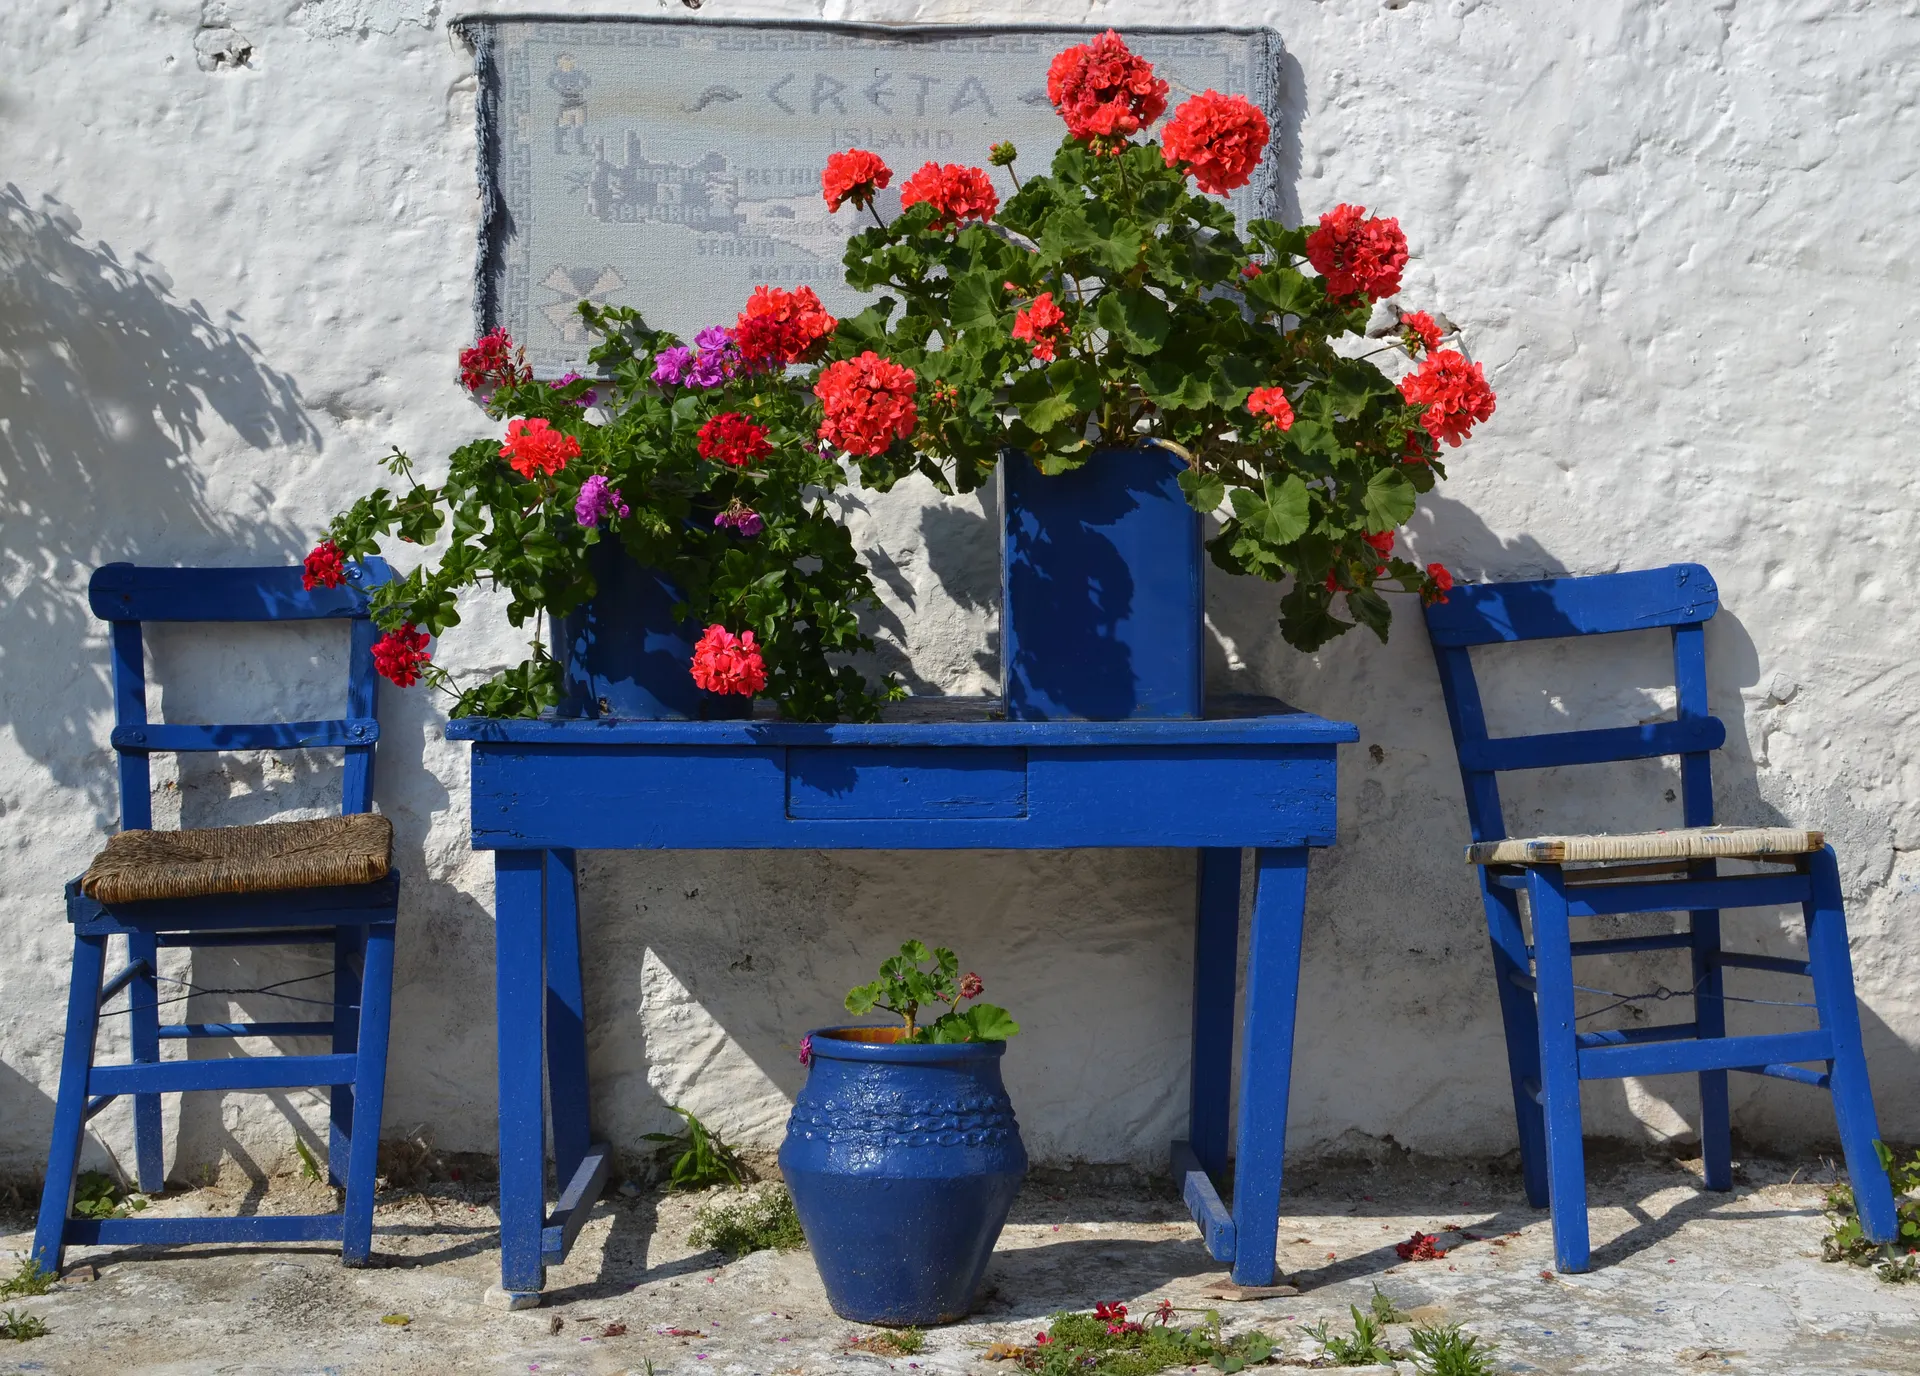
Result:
[470, 20, 1285, 375]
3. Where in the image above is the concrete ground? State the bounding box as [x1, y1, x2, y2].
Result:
[0, 1150, 1915, 1375]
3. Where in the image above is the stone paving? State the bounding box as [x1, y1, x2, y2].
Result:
[0, 1151, 1915, 1375]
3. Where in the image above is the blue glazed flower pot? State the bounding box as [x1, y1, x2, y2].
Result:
[779, 1026, 1027, 1326]
[1000, 445, 1204, 721]
[553, 540, 751, 720]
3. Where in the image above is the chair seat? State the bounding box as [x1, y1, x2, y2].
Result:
[79, 814, 392, 904]
[1466, 824, 1823, 867]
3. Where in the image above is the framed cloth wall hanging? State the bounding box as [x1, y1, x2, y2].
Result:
[454, 17, 1288, 376]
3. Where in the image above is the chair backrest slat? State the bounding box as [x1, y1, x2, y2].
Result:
[89, 564, 383, 624]
[90, 560, 394, 827]
[1424, 563, 1717, 647]
[1425, 564, 1724, 847]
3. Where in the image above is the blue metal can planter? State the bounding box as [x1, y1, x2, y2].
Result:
[779, 1027, 1027, 1326]
[1000, 444, 1205, 721]
[553, 540, 752, 720]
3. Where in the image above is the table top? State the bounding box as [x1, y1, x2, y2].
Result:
[443, 693, 1359, 749]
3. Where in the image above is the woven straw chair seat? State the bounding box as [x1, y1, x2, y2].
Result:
[1467, 825, 1822, 867]
[80, 814, 392, 904]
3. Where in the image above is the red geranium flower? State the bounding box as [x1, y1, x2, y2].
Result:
[302, 540, 346, 591]
[1304, 203, 1409, 304]
[1011, 292, 1068, 362]
[691, 625, 768, 697]
[1399, 348, 1496, 447]
[1395, 1231, 1448, 1261]
[815, 353, 919, 457]
[1400, 309, 1444, 354]
[958, 972, 984, 1000]
[697, 412, 774, 468]
[898, 162, 999, 228]
[1363, 530, 1394, 556]
[1047, 31, 1168, 145]
[1241, 262, 1264, 279]
[458, 327, 530, 393]
[1161, 90, 1270, 195]
[499, 417, 581, 478]
[371, 623, 431, 688]
[1424, 563, 1455, 606]
[822, 148, 892, 212]
[1245, 386, 1294, 432]
[734, 285, 837, 370]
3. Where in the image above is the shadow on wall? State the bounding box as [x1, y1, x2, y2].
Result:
[0, 183, 314, 820]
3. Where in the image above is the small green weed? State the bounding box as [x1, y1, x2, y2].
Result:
[0, 1309, 48, 1341]
[0, 1261, 54, 1300]
[294, 1138, 324, 1184]
[1408, 1322, 1496, 1376]
[1368, 1285, 1409, 1325]
[687, 1185, 806, 1258]
[644, 1107, 745, 1191]
[1302, 1305, 1399, 1365]
[72, 1171, 146, 1221]
[1823, 1142, 1920, 1282]
[850, 1326, 924, 1357]
[1024, 1306, 1264, 1376]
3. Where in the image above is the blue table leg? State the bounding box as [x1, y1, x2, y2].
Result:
[495, 849, 548, 1299]
[544, 849, 591, 1190]
[1230, 846, 1308, 1286]
[1189, 848, 1241, 1182]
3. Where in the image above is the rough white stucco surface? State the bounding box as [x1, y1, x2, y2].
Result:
[2, 0, 1917, 1183]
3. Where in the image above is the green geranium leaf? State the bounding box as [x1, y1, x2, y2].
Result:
[1362, 468, 1417, 532]
[965, 1004, 1020, 1041]
[1260, 473, 1312, 546]
[948, 274, 1001, 333]
[1178, 468, 1227, 515]
[1015, 358, 1101, 433]
[1094, 287, 1171, 355]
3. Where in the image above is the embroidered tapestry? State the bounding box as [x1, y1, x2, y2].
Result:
[460, 18, 1286, 376]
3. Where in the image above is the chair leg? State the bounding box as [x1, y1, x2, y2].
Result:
[341, 920, 396, 1266]
[329, 927, 364, 1191]
[34, 934, 108, 1275]
[1526, 866, 1591, 1273]
[127, 931, 166, 1195]
[1803, 846, 1898, 1242]
[1481, 880, 1549, 1207]
[1688, 903, 1732, 1192]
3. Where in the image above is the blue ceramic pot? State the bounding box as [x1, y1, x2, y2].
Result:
[779, 1026, 1027, 1326]
[553, 540, 752, 720]
[1000, 444, 1204, 721]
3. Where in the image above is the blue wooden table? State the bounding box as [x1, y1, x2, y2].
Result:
[444, 695, 1356, 1303]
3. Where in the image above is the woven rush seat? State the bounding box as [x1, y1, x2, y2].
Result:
[1467, 824, 1823, 867]
[80, 813, 392, 904]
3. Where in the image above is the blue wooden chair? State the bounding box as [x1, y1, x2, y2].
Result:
[33, 561, 401, 1274]
[1425, 563, 1899, 1273]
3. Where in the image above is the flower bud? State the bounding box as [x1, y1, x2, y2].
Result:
[988, 140, 1018, 167]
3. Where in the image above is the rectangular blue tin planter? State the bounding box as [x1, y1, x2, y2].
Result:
[1000, 445, 1205, 722]
[553, 540, 752, 721]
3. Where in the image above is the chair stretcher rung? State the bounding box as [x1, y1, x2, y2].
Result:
[1712, 951, 1810, 977]
[90, 1053, 358, 1095]
[1576, 1022, 1698, 1050]
[1570, 933, 1695, 957]
[62, 1213, 345, 1246]
[158, 1022, 335, 1039]
[1578, 1029, 1831, 1080]
[153, 927, 339, 948]
[1733, 1062, 1830, 1089]
[97, 959, 153, 1007]
[83, 1094, 116, 1121]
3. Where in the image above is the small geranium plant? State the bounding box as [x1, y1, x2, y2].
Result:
[307, 295, 902, 721]
[840, 940, 1019, 1045]
[814, 30, 1496, 650]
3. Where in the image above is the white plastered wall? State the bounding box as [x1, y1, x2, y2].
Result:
[1, 0, 1916, 1182]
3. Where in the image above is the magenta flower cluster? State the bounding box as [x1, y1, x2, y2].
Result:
[549, 371, 598, 407]
[574, 474, 630, 528]
[653, 326, 741, 390]
[713, 505, 765, 538]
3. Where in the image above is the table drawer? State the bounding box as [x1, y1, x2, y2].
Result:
[785, 747, 1028, 820]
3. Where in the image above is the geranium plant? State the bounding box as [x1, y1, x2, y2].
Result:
[308, 297, 902, 720]
[836, 940, 1018, 1045]
[815, 30, 1495, 650]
